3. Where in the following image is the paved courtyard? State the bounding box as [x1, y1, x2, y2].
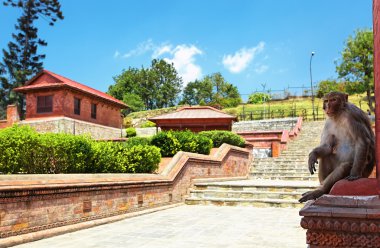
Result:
[15, 205, 307, 248]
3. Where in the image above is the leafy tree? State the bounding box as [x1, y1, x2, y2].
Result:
[150, 59, 182, 108]
[336, 29, 374, 110]
[0, 0, 64, 118]
[108, 59, 183, 111]
[316, 80, 345, 98]
[122, 93, 145, 113]
[247, 92, 271, 104]
[180, 72, 241, 108]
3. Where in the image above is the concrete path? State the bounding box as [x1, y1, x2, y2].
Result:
[14, 205, 307, 248]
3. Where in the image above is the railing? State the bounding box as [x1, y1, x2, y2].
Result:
[238, 108, 325, 121]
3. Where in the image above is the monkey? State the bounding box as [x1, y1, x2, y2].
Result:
[299, 92, 375, 203]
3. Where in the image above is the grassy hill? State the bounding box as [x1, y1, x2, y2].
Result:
[126, 94, 371, 125]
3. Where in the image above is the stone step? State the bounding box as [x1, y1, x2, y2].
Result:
[252, 164, 309, 168]
[185, 197, 305, 208]
[193, 180, 318, 193]
[250, 168, 311, 173]
[189, 189, 303, 200]
[250, 172, 315, 177]
[250, 175, 318, 181]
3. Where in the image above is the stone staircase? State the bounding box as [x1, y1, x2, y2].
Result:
[185, 121, 325, 208]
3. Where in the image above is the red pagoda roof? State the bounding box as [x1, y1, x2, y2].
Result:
[14, 69, 128, 109]
[149, 106, 237, 120]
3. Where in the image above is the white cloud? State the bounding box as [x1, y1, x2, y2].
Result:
[222, 42, 265, 73]
[156, 44, 203, 84]
[115, 40, 203, 85]
[152, 45, 172, 58]
[122, 39, 154, 58]
[254, 64, 269, 74]
[113, 50, 120, 58]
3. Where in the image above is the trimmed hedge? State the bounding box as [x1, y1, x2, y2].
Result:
[151, 131, 181, 157]
[125, 127, 137, 137]
[126, 137, 151, 146]
[0, 125, 161, 174]
[151, 130, 213, 157]
[199, 130, 245, 148]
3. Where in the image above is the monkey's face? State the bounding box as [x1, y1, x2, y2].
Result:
[323, 93, 346, 117]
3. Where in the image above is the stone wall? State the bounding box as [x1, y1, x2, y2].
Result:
[232, 117, 298, 132]
[0, 144, 251, 246]
[20, 117, 122, 139]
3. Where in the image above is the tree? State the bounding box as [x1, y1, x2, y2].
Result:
[122, 93, 145, 113]
[316, 80, 345, 98]
[335, 29, 373, 110]
[247, 92, 271, 104]
[0, 0, 64, 118]
[150, 59, 182, 108]
[180, 72, 241, 108]
[108, 59, 183, 111]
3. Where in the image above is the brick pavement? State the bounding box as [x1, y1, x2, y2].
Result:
[14, 205, 307, 248]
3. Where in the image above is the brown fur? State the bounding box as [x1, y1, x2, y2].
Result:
[299, 92, 375, 203]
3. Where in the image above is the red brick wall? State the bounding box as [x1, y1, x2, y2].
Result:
[0, 144, 251, 242]
[0, 105, 20, 129]
[155, 118, 233, 132]
[25, 89, 122, 128]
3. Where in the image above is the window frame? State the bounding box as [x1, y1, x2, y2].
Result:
[74, 97, 81, 115]
[91, 103, 97, 119]
[36, 95, 53, 113]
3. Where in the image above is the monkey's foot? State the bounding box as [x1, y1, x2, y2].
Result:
[346, 175, 361, 181]
[299, 190, 324, 203]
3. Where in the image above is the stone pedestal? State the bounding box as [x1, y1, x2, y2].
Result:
[299, 194, 380, 247]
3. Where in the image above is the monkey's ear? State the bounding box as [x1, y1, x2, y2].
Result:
[344, 94, 348, 102]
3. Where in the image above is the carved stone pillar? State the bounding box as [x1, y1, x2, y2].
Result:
[300, 195, 380, 247]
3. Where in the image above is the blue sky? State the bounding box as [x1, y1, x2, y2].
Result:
[0, 0, 373, 101]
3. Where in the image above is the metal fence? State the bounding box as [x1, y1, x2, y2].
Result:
[238, 108, 325, 122]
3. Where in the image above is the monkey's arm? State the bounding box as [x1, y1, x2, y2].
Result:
[346, 138, 370, 181]
[308, 135, 336, 175]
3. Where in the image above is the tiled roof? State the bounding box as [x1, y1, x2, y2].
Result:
[149, 106, 237, 120]
[14, 70, 128, 108]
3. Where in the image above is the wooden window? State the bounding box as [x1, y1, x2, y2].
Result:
[37, 95, 53, 113]
[74, 98, 81, 115]
[91, 103, 97, 119]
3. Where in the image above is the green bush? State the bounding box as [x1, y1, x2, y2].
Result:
[0, 125, 40, 174]
[199, 130, 245, 148]
[172, 130, 212, 155]
[90, 142, 126, 173]
[126, 137, 151, 146]
[37, 133, 92, 173]
[91, 142, 161, 173]
[126, 127, 137, 137]
[151, 131, 181, 157]
[140, 120, 156, 128]
[194, 135, 213, 154]
[0, 125, 161, 174]
[172, 130, 198, 153]
[123, 117, 133, 128]
[247, 92, 271, 104]
[123, 144, 161, 173]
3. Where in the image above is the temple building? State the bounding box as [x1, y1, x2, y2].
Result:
[1, 70, 128, 139]
[149, 106, 237, 132]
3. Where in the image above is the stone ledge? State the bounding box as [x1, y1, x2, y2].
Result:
[0, 203, 183, 248]
[0, 144, 252, 242]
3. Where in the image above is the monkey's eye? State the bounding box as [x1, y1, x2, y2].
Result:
[331, 98, 337, 102]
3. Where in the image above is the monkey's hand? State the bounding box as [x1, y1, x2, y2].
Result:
[308, 152, 318, 175]
[299, 190, 324, 203]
